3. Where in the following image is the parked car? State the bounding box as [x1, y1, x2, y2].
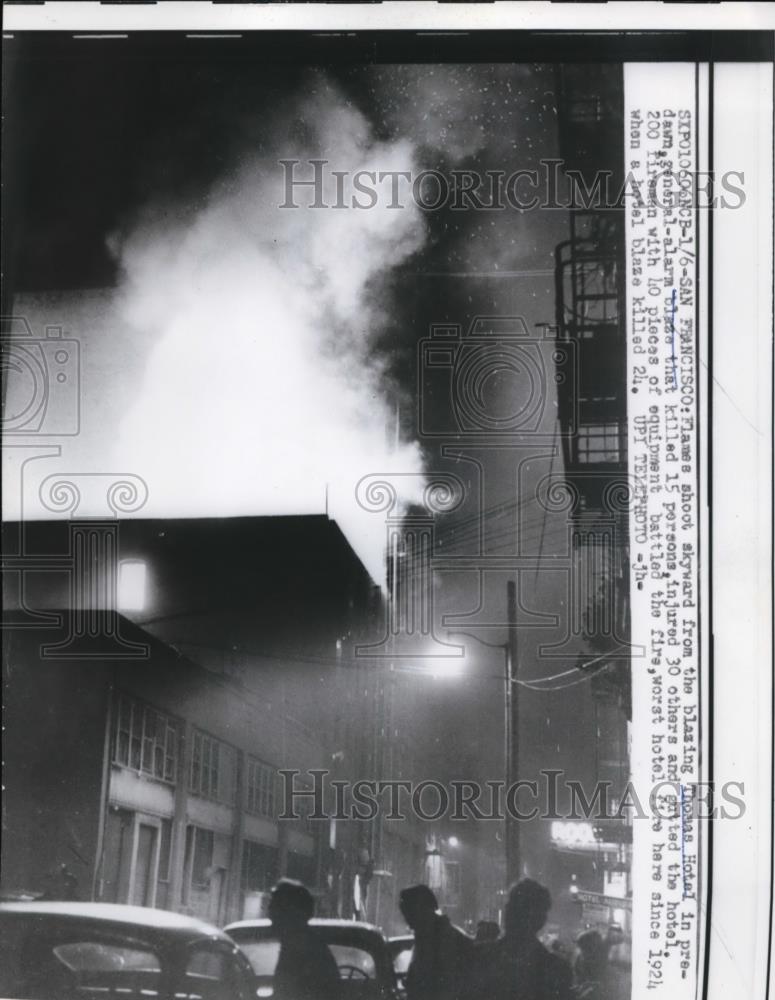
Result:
[387, 935, 413, 995]
[225, 917, 398, 999]
[0, 901, 257, 1000]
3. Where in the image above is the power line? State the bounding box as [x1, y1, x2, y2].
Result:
[517, 645, 629, 690]
[144, 629, 627, 693]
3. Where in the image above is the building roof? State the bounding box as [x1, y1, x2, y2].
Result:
[2, 513, 380, 657]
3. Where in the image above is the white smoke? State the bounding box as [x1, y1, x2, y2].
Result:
[365, 64, 536, 162]
[112, 76, 426, 583]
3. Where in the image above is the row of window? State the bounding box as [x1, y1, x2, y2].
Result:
[186, 825, 313, 901]
[112, 693, 279, 818]
[114, 695, 178, 784]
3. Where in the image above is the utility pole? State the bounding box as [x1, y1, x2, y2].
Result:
[448, 580, 521, 889]
[506, 579, 519, 886]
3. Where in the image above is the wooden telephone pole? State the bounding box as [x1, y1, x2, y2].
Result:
[505, 579, 520, 886]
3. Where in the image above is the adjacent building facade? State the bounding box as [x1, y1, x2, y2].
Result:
[545, 63, 633, 940]
[2, 514, 383, 925]
[3, 618, 320, 925]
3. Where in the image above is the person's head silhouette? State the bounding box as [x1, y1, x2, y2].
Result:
[503, 879, 552, 942]
[475, 919, 500, 943]
[576, 929, 607, 977]
[268, 879, 315, 940]
[399, 884, 439, 935]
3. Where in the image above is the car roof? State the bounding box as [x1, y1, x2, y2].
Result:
[0, 902, 229, 944]
[226, 918, 396, 983]
[226, 917, 385, 937]
[387, 935, 413, 955]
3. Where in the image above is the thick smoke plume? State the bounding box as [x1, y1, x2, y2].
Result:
[112, 77, 426, 583]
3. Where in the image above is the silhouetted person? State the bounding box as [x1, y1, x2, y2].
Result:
[574, 930, 616, 1000]
[269, 879, 341, 1000]
[475, 920, 500, 944]
[399, 884, 473, 1000]
[603, 924, 630, 1000]
[470, 879, 572, 1000]
[575, 930, 606, 979]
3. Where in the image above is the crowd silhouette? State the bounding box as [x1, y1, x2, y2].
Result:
[267, 876, 628, 1000]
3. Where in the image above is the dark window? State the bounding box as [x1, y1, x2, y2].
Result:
[246, 757, 277, 817]
[155, 818, 173, 908]
[241, 840, 277, 893]
[190, 729, 237, 803]
[157, 818, 173, 881]
[286, 850, 316, 887]
[101, 807, 134, 903]
[186, 826, 214, 894]
[568, 96, 603, 124]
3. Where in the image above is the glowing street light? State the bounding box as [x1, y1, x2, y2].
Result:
[391, 655, 465, 681]
[428, 657, 466, 681]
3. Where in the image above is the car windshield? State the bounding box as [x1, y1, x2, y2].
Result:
[330, 945, 376, 978]
[239, 939, 280, 977]
[393, 944, 413, 975]
[184, 944, 251, 1000]
[237, 938, 377, 980]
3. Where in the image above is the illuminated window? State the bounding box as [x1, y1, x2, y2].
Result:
[113, 693, 179, 783]
[118, 560, 147, 612]
[577, 423, 621, 464]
